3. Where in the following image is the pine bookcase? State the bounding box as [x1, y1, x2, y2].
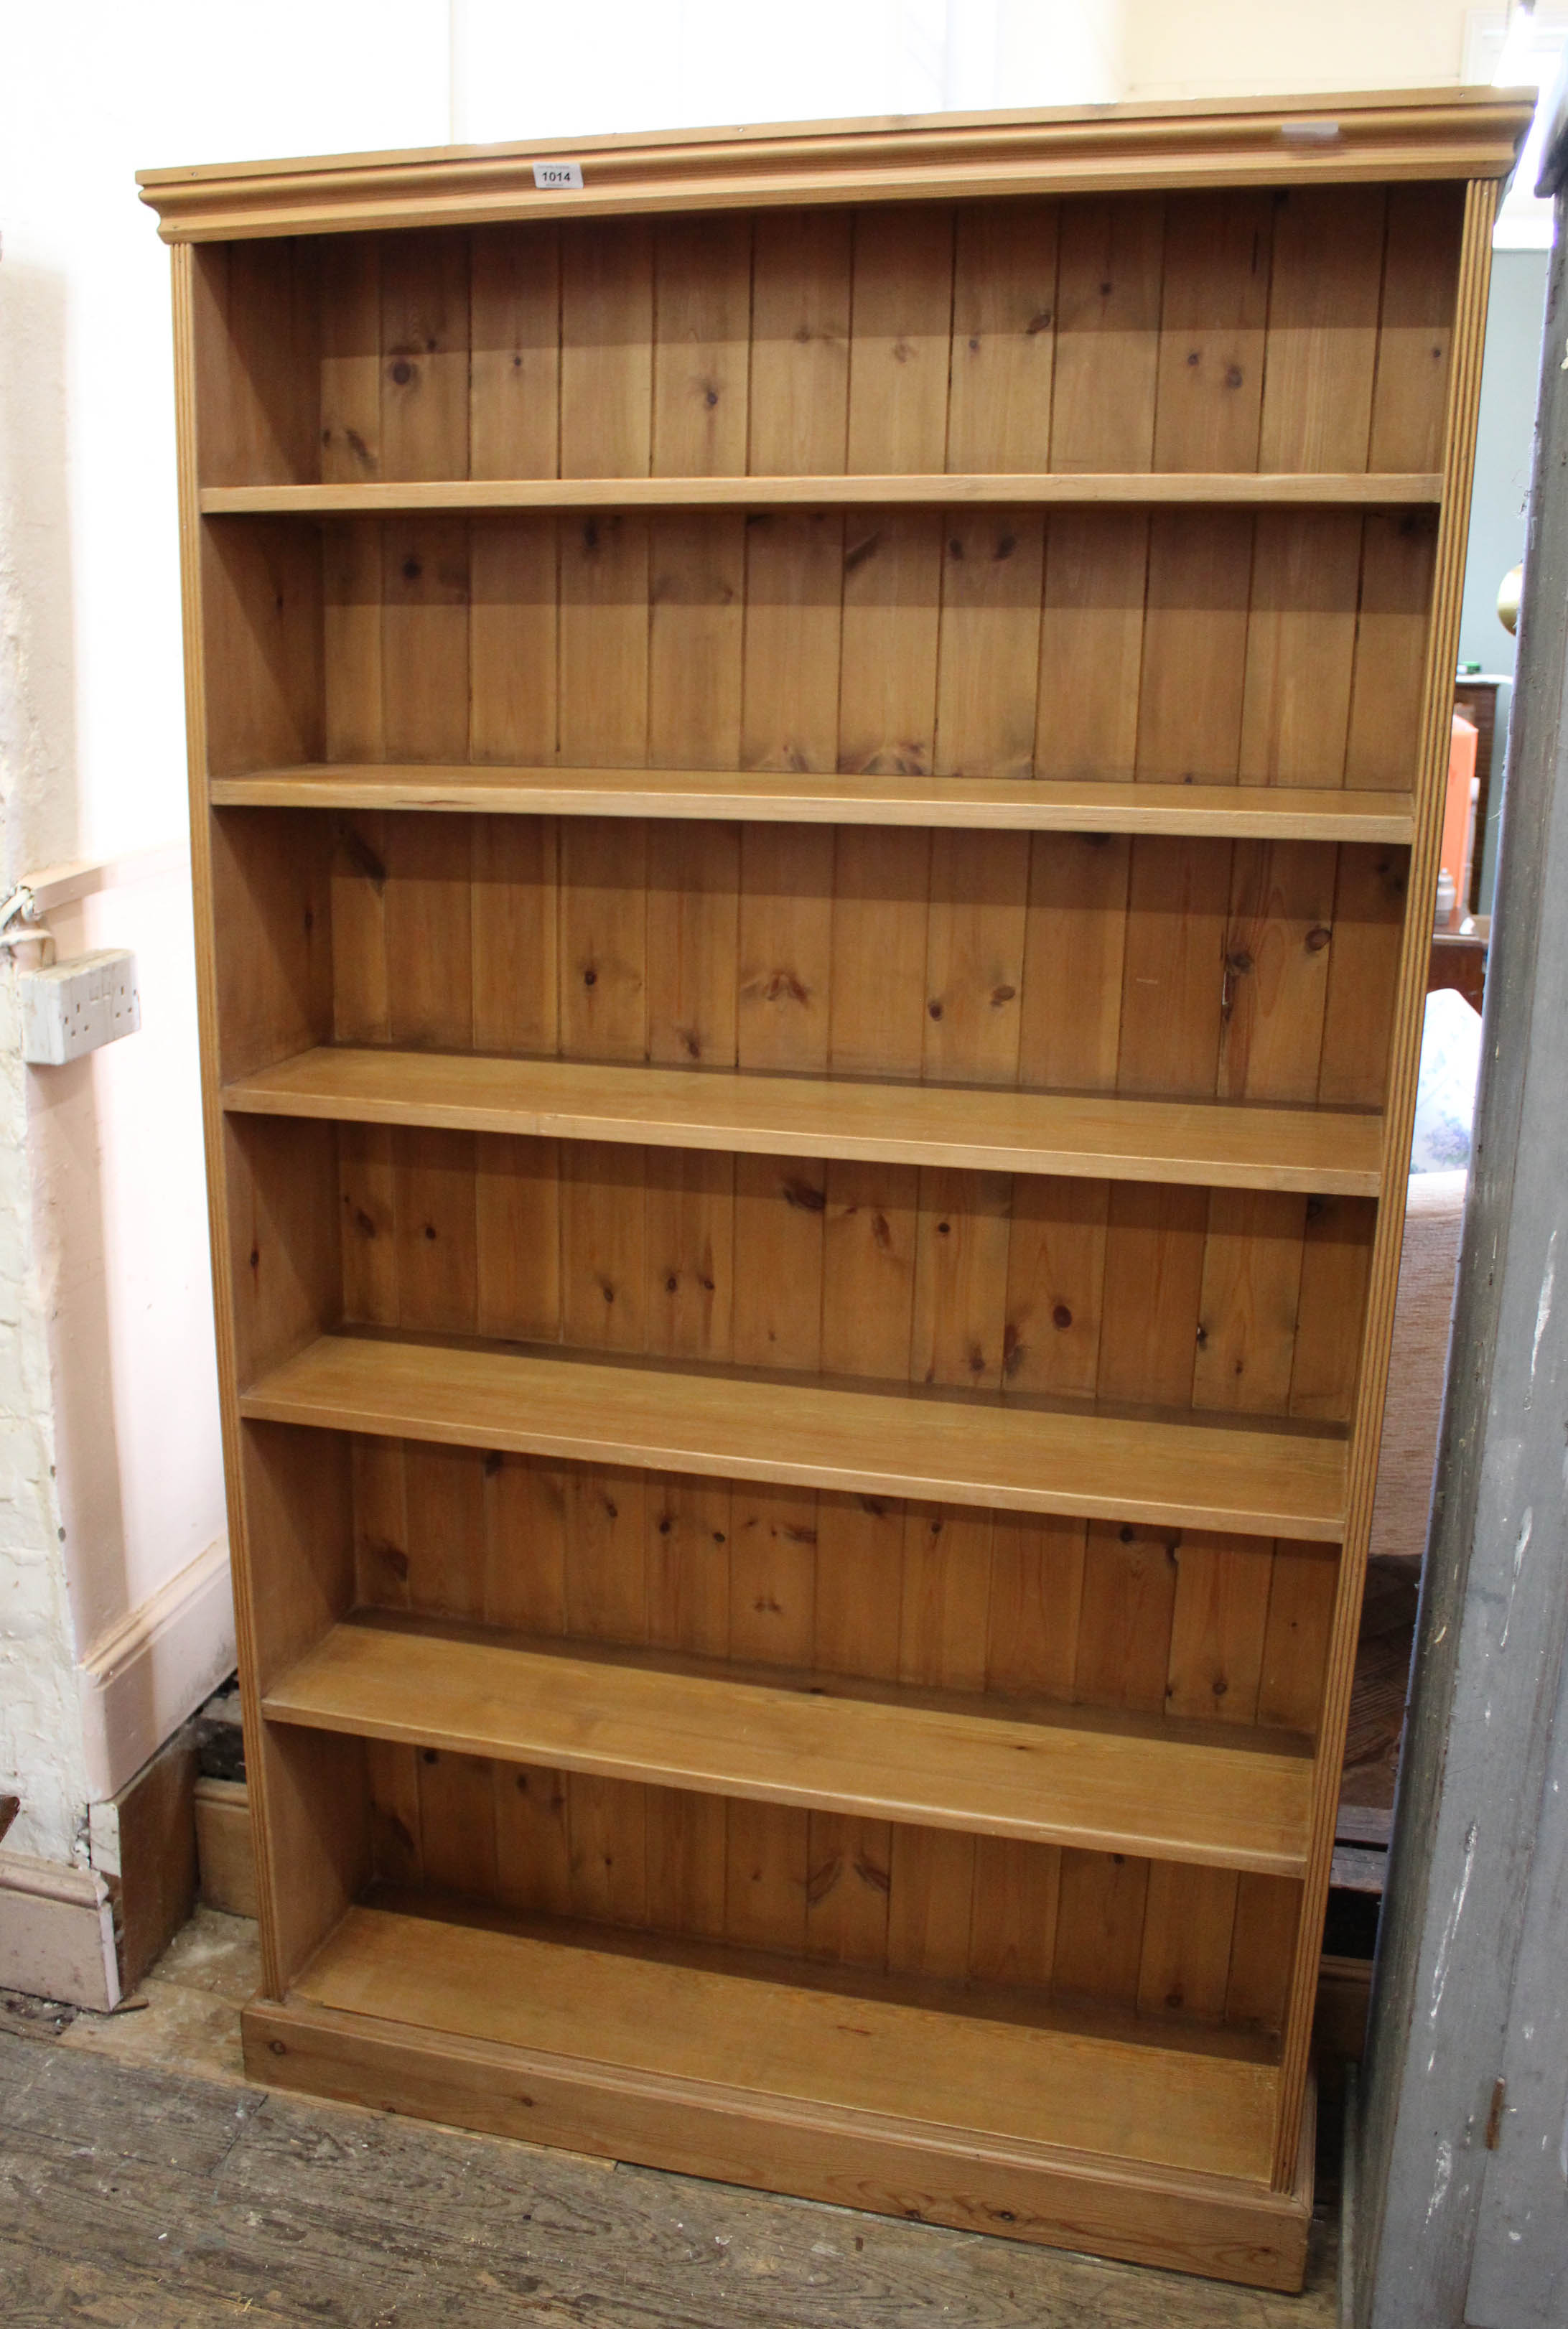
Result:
[140, 85, 1530, 2289]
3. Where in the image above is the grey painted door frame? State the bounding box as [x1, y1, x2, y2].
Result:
[1353, 80, 1568, 2329]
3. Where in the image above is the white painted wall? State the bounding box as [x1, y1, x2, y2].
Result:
[1121, 0, 1473, 97]
[449, 0, 1121, 143]
[32, 858, 239, 1801]
[0, 6, 449, 1866]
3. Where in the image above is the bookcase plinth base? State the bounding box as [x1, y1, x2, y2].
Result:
[243, 1987, 1315, 2292]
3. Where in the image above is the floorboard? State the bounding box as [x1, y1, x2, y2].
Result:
[0, 1908, 1340, 2326]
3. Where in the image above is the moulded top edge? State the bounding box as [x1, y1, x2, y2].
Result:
[136, 85, 1536, 240]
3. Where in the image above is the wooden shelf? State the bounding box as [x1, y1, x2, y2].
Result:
[200, 471, 1442, 515]
[270, 1899, 1282, 2186]
[238, 1332, 1348, 1540]
[209, 763, 1419, 841]
[224, 1047, 1384, 1197]
[264, 1617, 1314, 1875]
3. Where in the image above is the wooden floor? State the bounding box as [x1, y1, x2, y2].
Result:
[0, 1908, 1340, 2326]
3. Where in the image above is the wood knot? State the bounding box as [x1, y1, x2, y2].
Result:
[390, 359, 414, 386]
[806, 1854, 843, 1905]
[337, 824, 388, 890]
[1052, 1303, 1073, 1330]
[1305, 925, 1332, 953]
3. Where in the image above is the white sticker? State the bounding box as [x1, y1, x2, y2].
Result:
[533, 161, 584, 190]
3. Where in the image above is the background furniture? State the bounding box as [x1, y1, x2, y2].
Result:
[139, 85, 1528, 2292]
[1430, 922, 1490, 1007]
[1335, 1168, 1471, 1879]
[1454, 671, 1502, 911]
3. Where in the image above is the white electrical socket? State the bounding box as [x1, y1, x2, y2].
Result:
[20, 949, 141, 1065]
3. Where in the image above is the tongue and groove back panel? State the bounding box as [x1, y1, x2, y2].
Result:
[145, 93, 1525, 2289]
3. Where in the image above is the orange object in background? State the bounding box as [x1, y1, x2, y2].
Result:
[1439, 712, 1479, 931]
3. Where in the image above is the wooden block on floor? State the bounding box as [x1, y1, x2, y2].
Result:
[1314, 1954, 1372, 2063]
[194, 1778, 258, 1919]
[93, 1730, 198, 1994]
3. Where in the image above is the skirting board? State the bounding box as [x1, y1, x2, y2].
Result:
[76, 1536, 235, 1803]
[244, 1995, 1316, 2290]
[0, 1850, 120, 2010]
